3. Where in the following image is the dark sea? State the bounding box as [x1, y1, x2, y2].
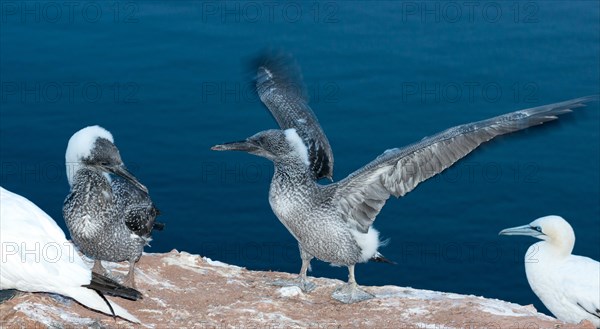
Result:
[1, 0, 599, 318]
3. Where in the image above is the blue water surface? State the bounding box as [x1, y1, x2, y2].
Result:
[1, 1, 598, 318]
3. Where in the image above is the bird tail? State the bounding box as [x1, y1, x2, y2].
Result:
[85, 272, 142, 301]
[152, 221, 165, 231]
[62, 287, 140, 323]
[151, 205, 165, 231]
[369, 252, 396, 265]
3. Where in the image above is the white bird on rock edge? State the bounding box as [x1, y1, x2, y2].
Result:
[500, 215, 600, 327]
[0, 186, 141, 323]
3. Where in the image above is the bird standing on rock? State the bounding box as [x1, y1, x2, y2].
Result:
[212, 53, 597, 303]
[63, 125, 163, 289]
[0, 186, 141, 323]
[500, 215, 600, 327]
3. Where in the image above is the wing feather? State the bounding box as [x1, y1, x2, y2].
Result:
[111, 175, 160, 238]
[562, 256, 600, 321]
[333, 96, 597, 233]
[254, 53, 334, 180]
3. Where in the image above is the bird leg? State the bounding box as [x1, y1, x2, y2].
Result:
[272, 247, 316, 293]
[92, 260, 109, 277]
[296, 256, 317, 292]
[331, 265, 374, 303]
[121, 261, 137, 289]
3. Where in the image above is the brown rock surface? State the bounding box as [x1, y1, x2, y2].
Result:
[0, 250, 594, 329]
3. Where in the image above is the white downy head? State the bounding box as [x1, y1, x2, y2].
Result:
[65, 125, 114, 186]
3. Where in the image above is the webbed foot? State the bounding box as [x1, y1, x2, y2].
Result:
[331, 283, 374, 303]
[121, 261, 137, 289]
[271, 277, 316, 293]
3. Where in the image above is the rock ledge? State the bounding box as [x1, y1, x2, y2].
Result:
[0, 250, 594, 328]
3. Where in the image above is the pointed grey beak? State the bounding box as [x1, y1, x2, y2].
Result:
[105, 164, 148, 194]
[211, 140, 259, 153]
[499, 225, 543, 237]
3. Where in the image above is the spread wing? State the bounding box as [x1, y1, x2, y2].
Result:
[332, 96, 597, 233]
[254, 53, 334, 180]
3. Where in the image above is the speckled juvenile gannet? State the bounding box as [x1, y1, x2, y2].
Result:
[500, 215, 600, 327]
[212, 53, 597, 303]
[0, 187, 141, 323]
[63, 125, 162, 288]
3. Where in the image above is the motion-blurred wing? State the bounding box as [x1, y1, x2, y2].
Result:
[332, 96, 596, 233]
[254, 53, 334, 180]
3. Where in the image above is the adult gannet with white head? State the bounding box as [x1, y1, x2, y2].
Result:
[0, 187, 141, 323]
[500, 215, 600, 327]
[63, 125, 162, 288]
[212, 53, 598, 303]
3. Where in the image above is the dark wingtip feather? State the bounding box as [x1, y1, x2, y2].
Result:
[574, 94, 599, 103]
[508, 95, 598, 130]
[153, 221, 165, 231]
[94, 290, 116, 319]
[248, 49, 308, 102]
[86, 272, 143, 301]
[370, 254, 397, 265]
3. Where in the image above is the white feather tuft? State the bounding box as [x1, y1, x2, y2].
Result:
[284, 128, 310, 166]
[351, 227, 382, 262]
[65, 126, 113, 187]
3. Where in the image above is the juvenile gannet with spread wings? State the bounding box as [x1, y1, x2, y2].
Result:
[212, 53, 597, 303]
[500, 215, 599, 327]
[0, 186, 141, 322]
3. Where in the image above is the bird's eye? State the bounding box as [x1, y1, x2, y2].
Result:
[532, 226, 542, 232]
